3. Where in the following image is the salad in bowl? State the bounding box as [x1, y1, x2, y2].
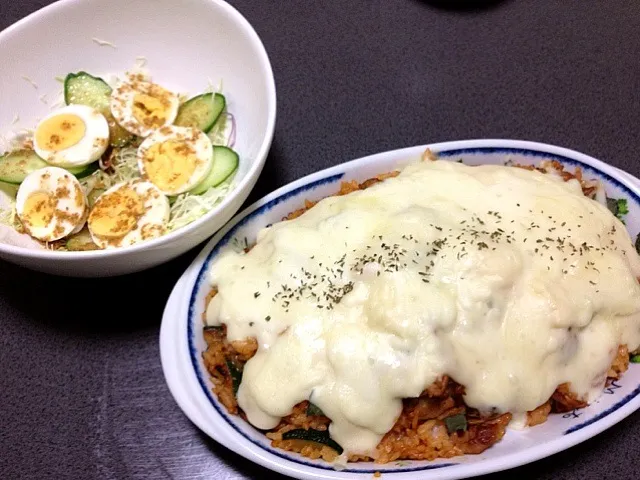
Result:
[0, 66, 239, 251]
[0, 0, 276, 277]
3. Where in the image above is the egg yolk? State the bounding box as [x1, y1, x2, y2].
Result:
[88, 187, 145, 238]
[132, 85, 172, 129]
[35, 114, 86, 152]
[142, 140, 198, 192]
[22, 191, 55, 227]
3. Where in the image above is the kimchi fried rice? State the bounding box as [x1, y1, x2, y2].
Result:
[200, 151, 640, 464]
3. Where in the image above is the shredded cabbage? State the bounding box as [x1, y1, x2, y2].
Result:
[167, 180, 233, 232]
[206, 78, 224, 95]
[203, 78, 235, 146]
[108, 147, 141, 184]
[91, 37, 117, 49]
[80, 146, 141, 194]
[208, 113, 232, 145]
[0, 204, 14, 227]
[0, 129, 33, 156]
[0, 183, 19, 229]
[21, 75, 38, 89]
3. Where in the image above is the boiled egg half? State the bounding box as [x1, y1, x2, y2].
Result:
[137, 125, 213, 195]
[87, 179, 170, 249]
[110, 79, 180, 137]
[16, 166, 88, 241]
[33, 104, 109, 168]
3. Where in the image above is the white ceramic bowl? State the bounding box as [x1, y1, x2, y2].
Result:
[0, 0, 276, 277]
[161, 139, 640, 480]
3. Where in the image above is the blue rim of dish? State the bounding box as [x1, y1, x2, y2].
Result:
[186, 146, 640, 474]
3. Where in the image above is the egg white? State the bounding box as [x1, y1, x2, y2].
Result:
[33, 104, 109, 168]
[71, 204, 89, 235]
[87, 180, 170, 249]
[16, 166, 88, 242]
[137, 125, 213, 195]
[110, 80, 180, 137]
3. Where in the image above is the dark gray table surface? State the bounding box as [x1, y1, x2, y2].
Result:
[2, 1, 640, 479]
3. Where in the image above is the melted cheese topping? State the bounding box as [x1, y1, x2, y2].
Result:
[205, 160, 640, 457]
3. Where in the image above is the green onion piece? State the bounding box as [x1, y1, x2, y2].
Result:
[607, 197, 629, 224]
[204, 325, 224, 332]
[225, 359, 243, 395]
[617, 198, 629, 216]
[281, 428, 344, 455]
[630, 354, 640, 363]
[306, 402, 325, 416]
[444, 414, 468, 434]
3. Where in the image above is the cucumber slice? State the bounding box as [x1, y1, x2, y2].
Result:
[174, 93, 225, 133]
[65, 165, 85, 175]
[65, 229, 99, 251]
[64, 71, 134, 147]
[0, 150, 48, 184]
[190, 146, 239, 195]
[106, 117, 135, 147]
[66, 162, 99, 179]
[87, 188, 105, 208]
[281, 429, 344, 455]
[0, 181, 18, 199]
[64, 71, 111, 110]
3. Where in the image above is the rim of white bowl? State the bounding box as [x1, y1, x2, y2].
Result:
[161, 138, 640, 480]
[0, 0, 277, 259]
